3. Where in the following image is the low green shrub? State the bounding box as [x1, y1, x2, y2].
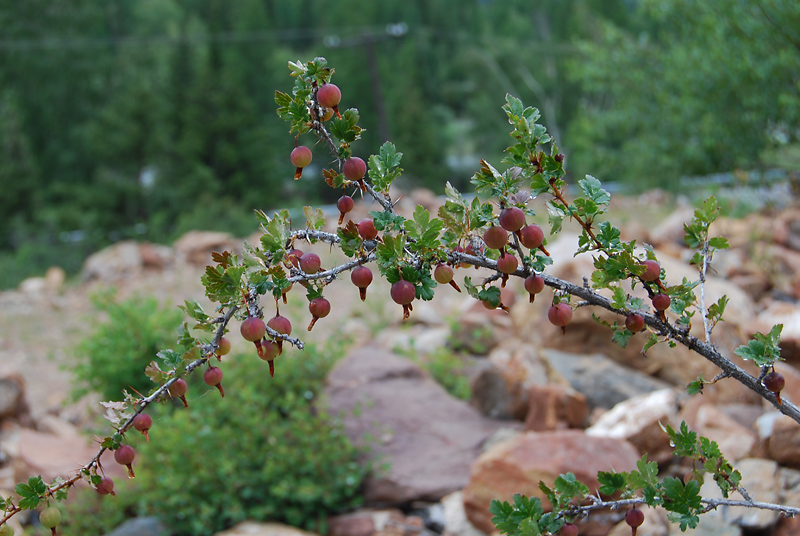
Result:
[129, 338, 366, 536]
[71, 290, 184, 401]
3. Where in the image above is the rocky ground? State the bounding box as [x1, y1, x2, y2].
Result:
[2, 190, 800, 536]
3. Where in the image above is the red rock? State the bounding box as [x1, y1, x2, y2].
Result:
[173, 230, 239, 266]
[524, 384, 588, 431]
[462, 430, 639, 533]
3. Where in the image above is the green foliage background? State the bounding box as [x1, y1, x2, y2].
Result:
[1, 0, 798, 288]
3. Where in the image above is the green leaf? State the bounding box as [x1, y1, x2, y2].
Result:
[734, 324, 783, 366]
[662, 477, 702, 530]
[553, 473, 590, 502]
[330, 109, 363, 143]
[628, 455, 661, 505]
[371, 210, 406, 233]
[15, 475, 47, 510]
[642, 333, 659, 354]
[708, 236, 729, 250]
[578, 175, 611, 207]
[686, 377, 705, 395]
[178, 300, 210, 324]
[612, 328, 633, 349]
[597, 471, 628, 496]
[407, 205, 444, 252]
[337, 221, 362, 257]
[303, 206, 326, 231]
[368, 142, 404, 192]
[663, 421, 697, 458]
[157, 349, 183, 369]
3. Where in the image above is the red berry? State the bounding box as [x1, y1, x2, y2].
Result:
[337, 195, 355, 224]
[114, 444, 136, 478]
[343, 157, 367, 182]
[351, 265, 373, 301]
[299, 252, 322, 274]
[524, 274, 545, 302]
[763, 371, 786, 404]
[434, 263, 462, 292]
[560, 523, 578, 536]
[204, 366, 224, 397]
[215, 337, 231, 357]
[496, 252, 518, 274]
[357, 218, 378, 240]
[626, 508, 644, 530]
[625, 313, 645, 333]
[548, 303, 573, 335]
[290, 146, 312, 168]
[291, 146, 312, 180]
[168, 378, 188, 407]
[259, 339, 281, 361]
[640, 260, 661, 282]
[317, 83, 341, 109]
[96, 477, 115, 496]
[519, 224, 544, 250]
[391, 280, 416, 305]
[652, 293, 671, 312]
[434, 264, 454, 284]
[240, 317, 266, 342]
[133, 413, 152, 442]
[287, 248, 303, 267]
[499, 207, 526, 232]
[267, 314, 292, 336]
[483, 226, 508, 250]
[308, 297, 331, 331]
[321, 107, 334, 121]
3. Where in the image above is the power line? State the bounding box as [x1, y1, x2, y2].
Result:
[0, 24, 393, 51]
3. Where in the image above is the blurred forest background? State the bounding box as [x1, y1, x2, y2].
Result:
[0, 0, 798, 289]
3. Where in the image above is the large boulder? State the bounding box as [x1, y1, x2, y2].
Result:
[82, 240, 143, 281]
[213, 522, 319, 536]
[462, 430, 639, 534]
[173, 230, 239, 266]
[322, 347, 508, 504]
[586, 389, 679, 464]
[541, 350, 672, 411]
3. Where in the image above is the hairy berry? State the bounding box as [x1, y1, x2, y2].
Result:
[357, 218, 378, 240]
[343, 157, 367, 182]
[299, 252, 322, 274]
[524, 274, 545, 302]
[499, 207, 526, 232]
[483, 226, 508, 250]
[114, 444, 136, 477]
[351, 265, 373, 301]
[96, 477, 115, 496]
[133, 413, 152, 442]
[519, 224, 544, 250]
[241, 317, 266, 342]
[39, 507, 61, 529]
[652, 293, 671, 312]
[308, 297, 331, 331]
[640, 260, 661, 282]
[204, 366, 224, 397]
[548, 303, 573, 335]
[625, 313, 645, 333]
